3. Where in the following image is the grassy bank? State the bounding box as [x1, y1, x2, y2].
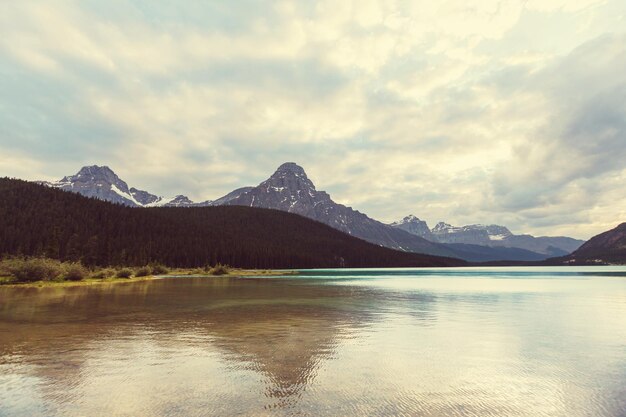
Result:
[0, 257, 295, 288]
[165, 267, 297, 277]
[0, 275, 156, 287]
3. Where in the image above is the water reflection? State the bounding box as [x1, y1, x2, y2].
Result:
[0, 278, 385, 415]
[1, 269, 625, 417]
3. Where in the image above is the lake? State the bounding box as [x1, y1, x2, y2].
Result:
[1, 267, 625, 416]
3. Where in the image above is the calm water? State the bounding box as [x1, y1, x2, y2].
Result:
[1, 267, 625, 417]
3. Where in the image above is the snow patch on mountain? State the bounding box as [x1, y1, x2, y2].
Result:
[39, 165, 200, 208]
[111, 183, 141, 206]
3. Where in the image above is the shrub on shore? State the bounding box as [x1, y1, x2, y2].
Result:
[63, 263, 88, 281]
[0, 256, 233, 284]
[115, 268, 133, 279]
[135, 266, 151, 277]
[149, 264, 169, 275]
[2, 257, 63, 282]
[0, 260, 10, 277]
[92, 268, 115, 279]
[209, 263, 230, 276]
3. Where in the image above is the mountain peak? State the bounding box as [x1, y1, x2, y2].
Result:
[78, 164, 114, 174]
[70, 165, 119, 182]
[390, 215, 423, 226]
[225, 165, 448, 257]
[403, 214, 421, 222]
[163, 195, 195, 207]
[390, 215, 434, 240]
[274, 162, 307, 177]
[264, 162, 316, 193]
[433, 222, 453, 232]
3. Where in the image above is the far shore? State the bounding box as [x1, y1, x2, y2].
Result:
[0, 268, 297, 288]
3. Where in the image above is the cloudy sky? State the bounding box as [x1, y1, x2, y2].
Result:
[1, 1, 625, 239]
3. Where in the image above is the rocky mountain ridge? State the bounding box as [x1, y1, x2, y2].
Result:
[38, 163, 586, 261]
[40, 165, 215, 208]
[390, 215, 584, 256]
[223, 163, 450, 256]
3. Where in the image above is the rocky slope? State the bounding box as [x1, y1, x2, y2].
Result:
[557, 223, 626, 264]
[210, 187, 254, 206]
[223, 163, 452, 257]
[390, 215, 435, 240]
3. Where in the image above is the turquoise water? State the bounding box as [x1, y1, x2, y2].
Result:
[1, 267, 625, 416]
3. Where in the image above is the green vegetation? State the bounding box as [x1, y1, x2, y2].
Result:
[209, 263, 230, 275]
[115, 268, 133, 279]
[63, 262, 88, 281]
[0, 258, 295, 287]
[1, 257, 63, 282]
[150, 264, 169, 275]
[0, 257, 148, 285]
[0, 255, 292, 287]
[91, 268, 115, 279]
[135, 266, 151, 277]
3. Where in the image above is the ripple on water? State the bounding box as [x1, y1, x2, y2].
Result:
[0, 268, 625, 416]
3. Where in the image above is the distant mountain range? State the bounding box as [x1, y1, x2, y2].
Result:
[390, 215, 583, 256]
[38, 163, 585, 262]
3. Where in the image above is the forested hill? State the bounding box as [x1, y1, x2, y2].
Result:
[0, 178, 465, 269]
[552, 222, 626, 265]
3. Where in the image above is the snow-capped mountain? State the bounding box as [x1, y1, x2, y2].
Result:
[146, 195, 195, 207]
[390, 217, 583, 256]
[39, 165, 203, 208]
[224, 163, 452, 257]
[431, 222, 513, 245]
[390, 215, 435, 240]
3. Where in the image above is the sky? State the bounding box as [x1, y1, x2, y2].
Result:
[1, 1, 625, 240]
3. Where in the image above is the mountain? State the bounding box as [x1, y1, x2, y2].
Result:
[38, 165, 149, 207]
[391, 218, 555, 261]
[443, 243, 550, 262]
[496, 235, 581, 257]
[431, 222, 495, 245]
[211, 187, 254, 206]
[390, 215, 435, 240]
[37, 163, 584, 262]
[223, 163, 454, 257]
[390, 217, 584, 257]
[556, 223, 626, 264]
[0, 178, 465, 269]
[40, 165, 204, 207]
[129, 186, 161, 206]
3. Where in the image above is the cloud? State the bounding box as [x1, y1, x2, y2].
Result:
[0, 0, 625, 239]
[481, 34, 626, 235]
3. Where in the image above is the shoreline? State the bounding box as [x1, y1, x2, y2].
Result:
[0, 268, 297, 288]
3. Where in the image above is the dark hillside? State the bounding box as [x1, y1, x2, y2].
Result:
[0, 178, 465, 269]
[550, 223, 626, 265]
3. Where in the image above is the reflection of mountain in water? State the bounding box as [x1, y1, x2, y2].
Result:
[207, 303, 363, 408]
[0, 277, 392, 412]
